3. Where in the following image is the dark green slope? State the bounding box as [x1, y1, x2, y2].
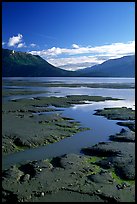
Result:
[2, 49, 72, 77]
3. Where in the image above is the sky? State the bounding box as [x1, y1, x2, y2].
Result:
[2, 2, 135, 71]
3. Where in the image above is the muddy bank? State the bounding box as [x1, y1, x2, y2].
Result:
[94, 107, 135, 134]
[3, 94, 121, 108]
[2, 95, 120, 155]
[2, 108, 135, 202]
[2, 144, 135, 202]
[2, 107, 87, 155]
[116, 121, 135, 132]
[94, 107, 135, 120]
[83, 107, 135, 181]
[2, 92, 135, 202]
[2, 90, 50, 97]
[109, 128, 135, 142]
[82, 140, 135, 180]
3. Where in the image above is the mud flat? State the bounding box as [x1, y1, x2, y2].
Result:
[94, 107, 135, 132]
[94, 107, 135, 120]
[2, 103, 135, 202]
[3, 80, 135, 89]
[2, 95, 121, 155]
[2, 90, 50, 97]
[82, 133, 135, 180]
[2, 104, 87, 155]
[116, 121, 135, 132]
[2, 132, 135, 202]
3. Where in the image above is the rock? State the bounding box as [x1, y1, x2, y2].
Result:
[41, 192, 45, 196]
[96, 189, 101, 193]
[22, 174, 30, 182]
[109, 129, 135, 142]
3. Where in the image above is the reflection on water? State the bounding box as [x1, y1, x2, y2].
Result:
[3, 77, 135, 107]
[2, 101, 133, 169]
[3, 86, 135, 108]
[2, 77, 135, 169]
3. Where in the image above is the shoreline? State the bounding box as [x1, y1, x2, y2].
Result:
[3, 81, 135, 89]
[2, 94, 121, 155]
[2, 85, 135, 202]
[2, 127, 135, 202]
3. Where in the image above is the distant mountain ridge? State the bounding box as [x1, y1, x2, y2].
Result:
[76, 55, 135, 77]
[2, 48, 135, 77]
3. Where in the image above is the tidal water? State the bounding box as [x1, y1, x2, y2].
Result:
[2, 76, 135, 84]
[2, 77, 135, 169]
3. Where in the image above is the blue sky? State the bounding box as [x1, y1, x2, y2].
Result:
[2, 2, 135, 70]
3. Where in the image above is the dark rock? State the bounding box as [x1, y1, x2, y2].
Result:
[21, 174, 30, 182]
[87, 172, 113, 184]
[109, 129, 135, 142]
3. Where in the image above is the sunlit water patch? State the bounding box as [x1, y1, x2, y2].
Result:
[2, 77, 135, 169]
[2, 101, 133, 170]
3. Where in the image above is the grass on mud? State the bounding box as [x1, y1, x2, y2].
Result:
[94, 107, 135, 120]
[2, 94, 122, 155]
[111, 170, 135, 186]
[85, 155, 135, 185]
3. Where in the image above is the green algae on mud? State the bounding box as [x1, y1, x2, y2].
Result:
[81, 140, 135, 180]
[2, 153, 135, 202]
[94, 107, 135, 121]
[2, 109, 89, 155]
[10, 95, 121, 108]
[85, 155, 106, 164]
[86, 155, 135, 185]
[2, 80, 135, 202]
[2, 94, 121, 155]
[2, 90, 50, 97]
[110, 170, 135, 186]
[3, 94, 122, 110]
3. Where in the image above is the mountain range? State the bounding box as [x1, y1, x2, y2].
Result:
[2, 48, 135, 77]
[77, 55, 135, 77]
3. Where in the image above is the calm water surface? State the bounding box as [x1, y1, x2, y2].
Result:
[2, 77, 135, 84]
[2, 77, 135, 169]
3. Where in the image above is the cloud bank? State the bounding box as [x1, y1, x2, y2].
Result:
[29, 41, 135, 71]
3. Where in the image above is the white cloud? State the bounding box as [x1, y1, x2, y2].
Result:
[72, 44, 80, 49]
[30, 41, 135, 57]
[29, 41, 135, 71]
[2, 42, 5, 45]
[8, 34, 23, 47]
[17, 43, 26, 48]
[47, 56, 104, 71]
[30, 43, 37, 47]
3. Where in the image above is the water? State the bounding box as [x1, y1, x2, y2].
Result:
[2, 77, 135, 169]
[2, 77, 135, 105]
[2, 77, 135, 84]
